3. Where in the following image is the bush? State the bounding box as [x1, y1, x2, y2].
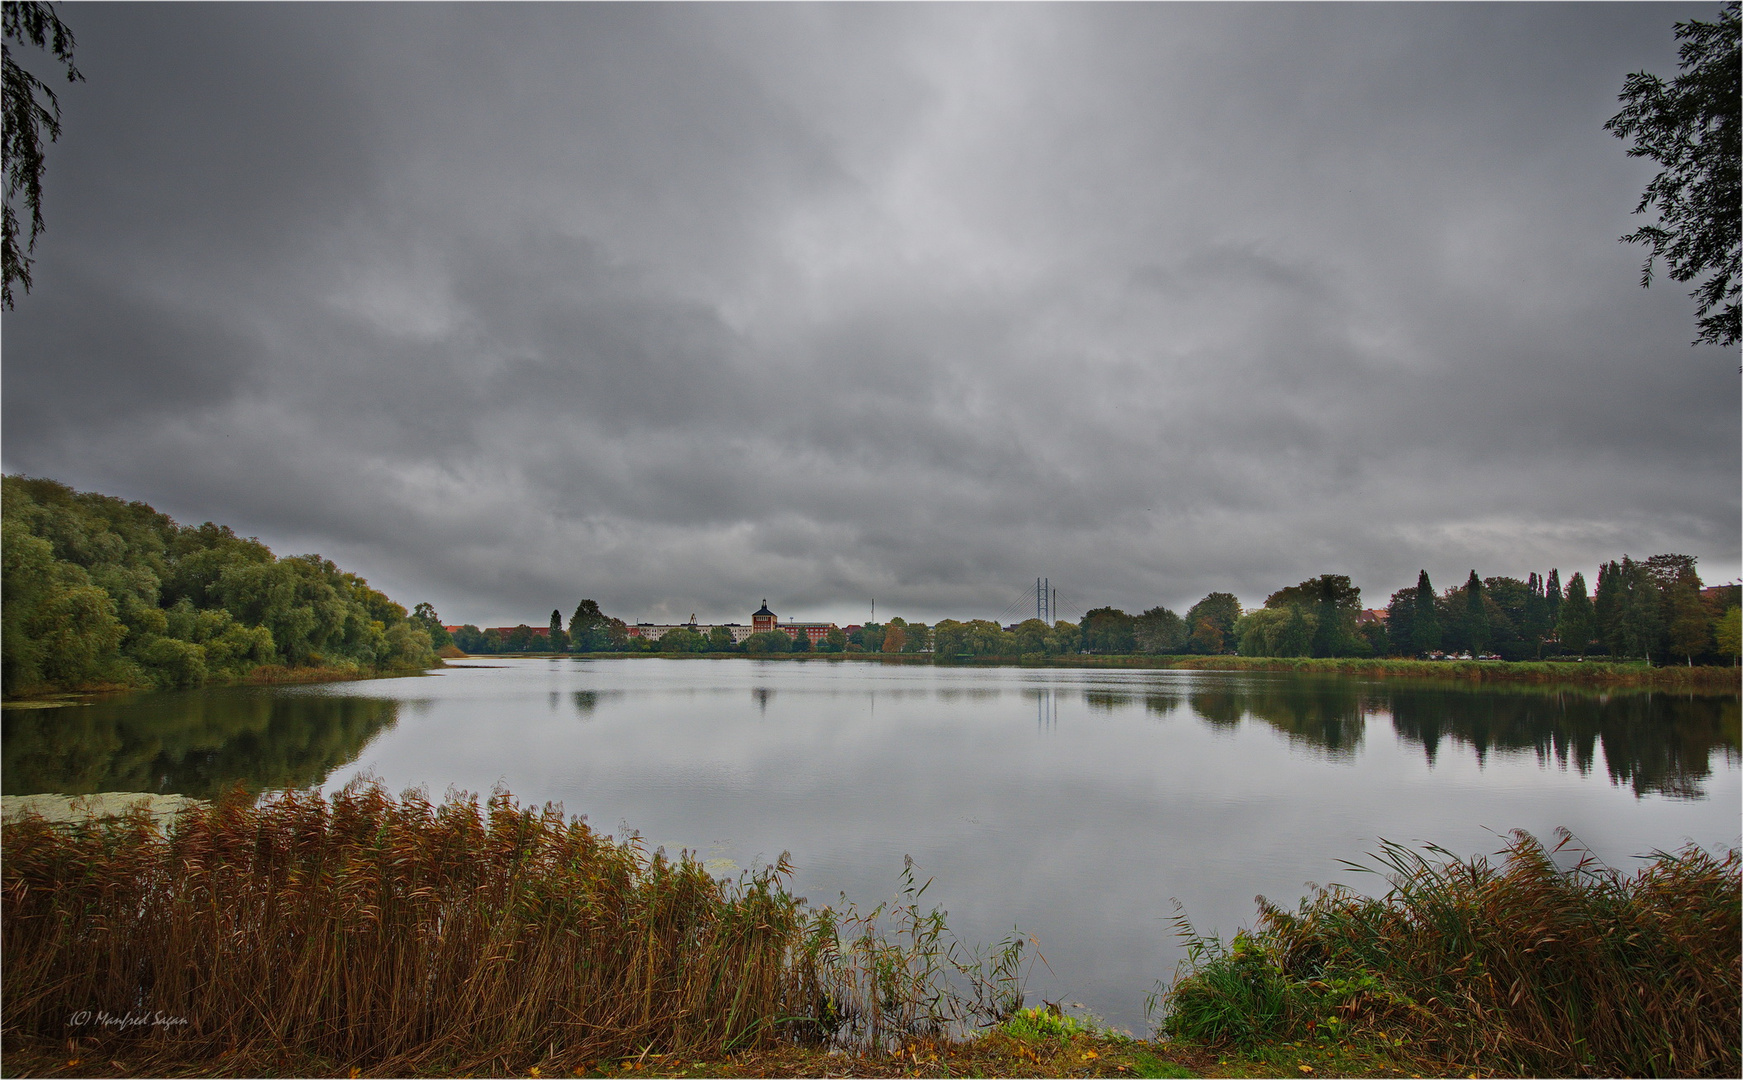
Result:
[1156, 830, 1741, 1077]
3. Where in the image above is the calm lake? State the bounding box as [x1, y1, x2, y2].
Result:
[5, 657, 1739, 1031]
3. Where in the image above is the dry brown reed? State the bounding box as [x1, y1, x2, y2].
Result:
[3, 782, 820, 1074]
[3, 783, 1031, 1076]
[1161, 828, 1741, 1077]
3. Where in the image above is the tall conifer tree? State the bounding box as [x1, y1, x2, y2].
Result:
[1464, 571, 1489, 655]
[1412, 570, 1440, 655]
[1559, 571, 1594, 655]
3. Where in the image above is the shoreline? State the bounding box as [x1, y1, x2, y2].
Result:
[1, 659, 446, 707]
[472, 651, 1742, 691]
[11, 653, 1731, 706]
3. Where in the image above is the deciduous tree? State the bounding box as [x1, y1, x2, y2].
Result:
[1186, 593, 1242, 653]
[1605, 1, 1740, 346]
[2, 0, 81, 308]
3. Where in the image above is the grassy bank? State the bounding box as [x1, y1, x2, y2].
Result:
[542, 650, 1740, 691]
[1, 659, 443, 706]
[1125, 654, 1740, 690]
[6, 790, 1735, 1078]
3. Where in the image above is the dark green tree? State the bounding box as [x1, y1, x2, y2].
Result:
[901, 622, 931, 653]
[1385, 586, 1418, 657]
[1544, 568, 1563, 633]
[1665, 578, 1713, 662]
[1079, 607, 1135, 654]
[1559, 572, 1594, 656]
[1598, 557, 1666, 660]
[1463, 572, 1488, 655]
[1479, 576, 1531, 659]
[1412, 570, 1440, 655]
[743, 630, 790, 655]
[568, 599, 608, 652]
[707, 625, 737, 652]
[411, 602, 453, 649]
[1358, 618, 1389, 657]
[1133, 605, 1186, 654]
[2, 0, 81, 308]
[1605, 1, 1741, 346]
[548, 609, 567, 652]
[1277, 605, 1314, 657]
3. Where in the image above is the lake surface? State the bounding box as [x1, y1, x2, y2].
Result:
[6, 657, 1738, 1031]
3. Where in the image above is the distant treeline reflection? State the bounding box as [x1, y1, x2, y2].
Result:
[1077, 682, 1737, 799]
[2, 690, 399, 798]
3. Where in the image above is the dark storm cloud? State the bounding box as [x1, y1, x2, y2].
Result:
[3, 3, 1736, 627]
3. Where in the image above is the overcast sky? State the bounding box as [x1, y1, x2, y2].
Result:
[3, 2, 1737, 628]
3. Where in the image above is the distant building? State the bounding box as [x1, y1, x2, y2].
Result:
[482, 602, 833, 646]
[1356, 609, 1388, 626]
[752, 601, 837, 644]
[627, 621, 755, 644]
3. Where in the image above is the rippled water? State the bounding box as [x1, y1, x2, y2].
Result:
[6, 657, 1737, 1030]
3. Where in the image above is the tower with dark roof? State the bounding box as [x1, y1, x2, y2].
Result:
[752, 600, 776, 633]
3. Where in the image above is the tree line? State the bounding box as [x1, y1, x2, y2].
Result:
[2, 477, 437, 696]
[446, 557, 1739, 667]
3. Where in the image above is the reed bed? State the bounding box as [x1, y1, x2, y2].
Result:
[1156, 829, 1741, 1077]
[2, 783, 1020, 1075]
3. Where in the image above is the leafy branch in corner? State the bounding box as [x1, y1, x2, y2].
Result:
[3, 0, 82, 310]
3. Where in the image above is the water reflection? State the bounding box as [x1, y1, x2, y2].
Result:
[2, 688, 399, 798]
[1118, 679, 1738, 799]
[1185, 681, 1368, 758]
[1384, 687, 1739, 800]
[1027, 688, 1059, 730]
[571, 690, 624, 717]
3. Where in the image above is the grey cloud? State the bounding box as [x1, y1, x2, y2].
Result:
[3, 3, 1735, 628]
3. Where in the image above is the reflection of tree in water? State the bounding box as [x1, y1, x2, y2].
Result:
[2, 690, 399, 798]
[1084, 691, 1134, 712]
[1165, 679, 1737, 798]
[1144, 692, 1184, 718]
[1188, 681, 1366, 758]
[1387, 688, 1738, 800]
[569, 690, 625, 718]
[1188, 690, 1243, 730]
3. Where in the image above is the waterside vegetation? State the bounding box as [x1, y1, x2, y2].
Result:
[2, 783, 1033, 1077]
[4, 786, 1736, 1079]
[1159, 830, 1740, 1078]
[2, 477, 438, 698]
